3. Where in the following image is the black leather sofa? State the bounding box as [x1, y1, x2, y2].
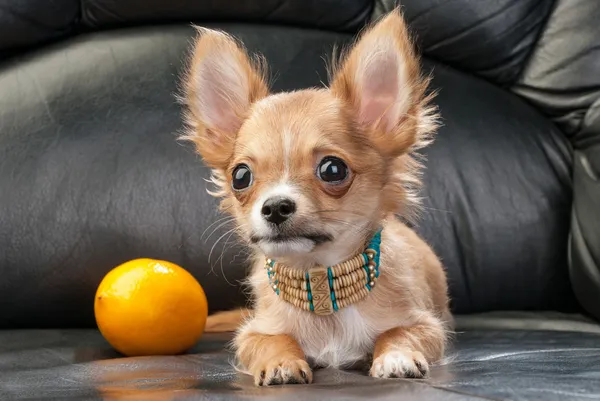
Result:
[1, 0, 600, 400]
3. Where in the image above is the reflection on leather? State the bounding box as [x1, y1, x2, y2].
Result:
[1, 325, 600, 400]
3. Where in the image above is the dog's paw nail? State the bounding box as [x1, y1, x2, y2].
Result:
[370, 350, 429, 379]
[404, 370, 417, 379]
[300, 367, 314, 384]
[256, 359, 312, 386]
[415, 360, 428, 376]
[256, 370, 266, 386]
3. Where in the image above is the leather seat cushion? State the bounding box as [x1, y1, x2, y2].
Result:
[0, 24, 577, 328]
[1, 314, 599, 400]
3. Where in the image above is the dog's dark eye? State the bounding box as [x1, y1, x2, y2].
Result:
[232, 164, 253, 191]
[317, 157, 349, 183]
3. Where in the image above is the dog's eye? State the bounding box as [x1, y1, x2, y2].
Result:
[317, 156, 349, 184]
[232, 164, 253, 191]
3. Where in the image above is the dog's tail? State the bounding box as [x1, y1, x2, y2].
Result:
[204, 308, 252, 332]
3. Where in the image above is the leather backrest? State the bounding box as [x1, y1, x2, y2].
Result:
[381, 0, 600, 321]
[0, 0, 372, 57]
[81, 0, 372, 31]
[512, 0, 600, 140]
[0, 0, 80, 57]
[0, 22, 581, 327]
[0, 25, 352, 328]
[508, 0, 600, 321]
[374, 0, 556, 85]
[1, 0, 599, 325]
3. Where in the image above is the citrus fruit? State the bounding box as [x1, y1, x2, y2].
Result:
[94, 258, 208, 356]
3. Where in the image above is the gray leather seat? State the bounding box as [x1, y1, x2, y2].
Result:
[1, 1, 599, 400]
[3, 314, 600, 400]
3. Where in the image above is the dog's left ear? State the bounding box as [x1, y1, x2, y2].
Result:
[330, 10, 430, 157]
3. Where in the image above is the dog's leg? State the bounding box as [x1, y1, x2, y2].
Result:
[370, 318, 446, 379]
[235, 331, 312, 386]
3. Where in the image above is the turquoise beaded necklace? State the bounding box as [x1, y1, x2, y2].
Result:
[265, 230, 382, 315]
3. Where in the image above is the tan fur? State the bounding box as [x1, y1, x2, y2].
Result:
[182, 9, 451, 386]
[238, 217, 451, 371]
[181, 27, 269, 171]
[236, 332, 312, 385]
[204, 308, 251, 333]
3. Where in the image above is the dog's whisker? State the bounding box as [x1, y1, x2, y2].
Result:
[208, 227, 239, 277]
[215, 227, 242, 287]
[204, 218, 237, 243]
[201, 216, 236, 240]
[420, 205, 453, 214]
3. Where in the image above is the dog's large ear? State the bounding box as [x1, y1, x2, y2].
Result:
[330, 10, 431, 157]
[182, 28, 269, 169]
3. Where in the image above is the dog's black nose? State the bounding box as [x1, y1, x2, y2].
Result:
[261, 197, 296, 225]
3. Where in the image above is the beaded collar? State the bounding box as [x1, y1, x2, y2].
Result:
[264, 230, 382, 316]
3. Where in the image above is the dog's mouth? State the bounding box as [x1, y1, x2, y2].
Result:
[250, 233, 333, 245]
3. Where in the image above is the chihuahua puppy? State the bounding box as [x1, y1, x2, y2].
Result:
[181, 9, 452, 386]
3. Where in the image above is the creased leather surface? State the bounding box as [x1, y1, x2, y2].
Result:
[81, 0, 372, 32]
[1, 315, 600, 400]
[570, 149, 600, 321]
[418, 60, 575, 314]
[512, 0, 600, 139]
[434, 328, 600, 401]
[511, 0, 600, 322]
[0, 25, 577, 327]
[0, 0, 79, 56]
[0, 0, 372, 56]
[0, 25, 351, 328]
[376, 0, 555, 85]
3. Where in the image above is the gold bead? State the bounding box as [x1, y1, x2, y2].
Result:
[273, 284, 278, 290]
[370, 272, 375, 279]
[369, 265, 374, 271]
[369, 281, 375, 287]
[267, 258, 272, 264]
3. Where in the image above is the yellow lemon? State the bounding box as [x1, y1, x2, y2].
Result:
[94, 258, 208, 356]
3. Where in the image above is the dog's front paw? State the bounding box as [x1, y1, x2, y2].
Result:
[370, 349, 429, 379]
[253, 359, 313, 386]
